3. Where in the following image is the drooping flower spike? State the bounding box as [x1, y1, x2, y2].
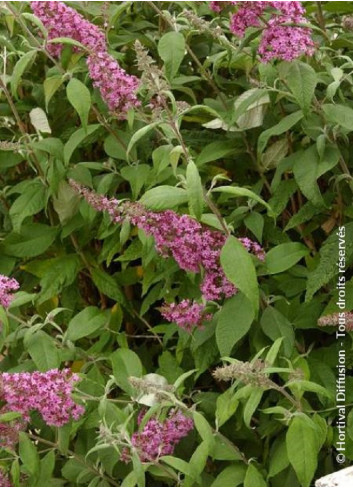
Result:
[30, 1, 139, 116]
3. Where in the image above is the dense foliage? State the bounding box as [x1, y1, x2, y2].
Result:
[0, 1, 353, 487]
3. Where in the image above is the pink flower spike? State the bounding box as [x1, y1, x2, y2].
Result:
[0, 275, 19, 308]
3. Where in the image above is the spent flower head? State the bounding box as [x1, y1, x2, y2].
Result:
[213, 359, 272, 388]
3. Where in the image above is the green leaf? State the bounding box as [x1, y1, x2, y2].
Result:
[67, 78, 91, 132]
[286, 415, 319, 487]
[104, 132, 130, 161]
[211, 463, 246, 487]
[44, 75, 64, 110]
[91, 268, 125, 305]
[52, 181, 80, 224]
[243, 387, 263, 428]
[67, 306, 108, 341]
[220, 236, 259, 315]
[268, 437, 290, 477]
[231, 88, 270, 130]
[158, 32, 186, 80]
[111, 348, 143, 395]
[21, 12, 47, 37]
[193, 411, 215, 449]
[261, 139, 289, 171]
[37, 451, 56, 487]
[323, 103, 353, 131]
[0, 411, 22, 422]
[244, 212, 264, 242]
[258, 111, 303, 154]
[121, 164, 150, 200]
[19, 432, 40, 477]
[48, 36, 86, 50]
[285, 61, 318, 113]
[293, 146, 325, 207]
[26, 331, 60, 371]
[261, 306, 294, 357]
[38, 255, 81, 303]
[3, 224, 57, 258]
[64, 124, 100, 165]
[160, 456, 193, 477]
[216, 389, 239, 428]
[140, 185, 188, 210]
[244, 463, 267, 487]
[216, 293, 254, 356]
[196, 141, 236, 166]
[212, 186, 273, 216]
[306, 223, 353, 301]
[33, 137, 64, 160]
[286, 380, 333, 400]
[186, 160, 204, 219]
[29, 107, 51, 134]
[126, 122, 159, 160]
[265, 242, 309, 274]
[9, 180, 46, 232]
[11, 50, 37, 98]
[188, 441, 209, 478]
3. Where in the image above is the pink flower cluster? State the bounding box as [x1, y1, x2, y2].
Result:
[30, 1, 139, 116]
[122, 409, 194, 462]
[160, 300, 212, 333]
[215, 1, 315, 62]
[0, 369, 84, 427]
[0, 470, 11, 487]
[0, 274, 19, 308]
[70, 181, 265, 305]
[0, 407, 26, 449]
[210, 1, 236, 13]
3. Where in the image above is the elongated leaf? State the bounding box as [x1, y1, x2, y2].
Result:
[285, 61, 318, 113]
[213, 186, 273, 216]
[244, 463, 267, 487]
[29, 107, 51, 133]
[91, 268, 125, 305]
[26, 331, 60, 371]
[211, 464, 246, 487]
[64, 124, 100, 165]
[323, 103, 353, 131]
[158, 32, 186, 80]
[265, 242, 309, 274]
[243, 388, 263, 428]
[19, 432, 40, 477]
[67, 306, 108, 341]
[44, 75, 64, 110]
[286, 415, 319, 487]
[126, 122, 159, 160]
[111, 348, 143, 395]
[186, 160, 204, 219]
[11, 50, 37, 98]
[67, 78, 91, 131]
[9, 180, 46, 232]
[306, 223, 353, 301]
[258, 111, 303, 154]
[293, 146, 325, 207]
[261, 306, 294, 357]
[140, 185, 188, 210]
[3, 224, 57, 258]
[216, 293, 254, 356]
[196, 141, 236, 166]
[220, 236, 259, 315]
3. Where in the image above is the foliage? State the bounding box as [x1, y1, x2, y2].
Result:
[0, 1, 353, 487]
